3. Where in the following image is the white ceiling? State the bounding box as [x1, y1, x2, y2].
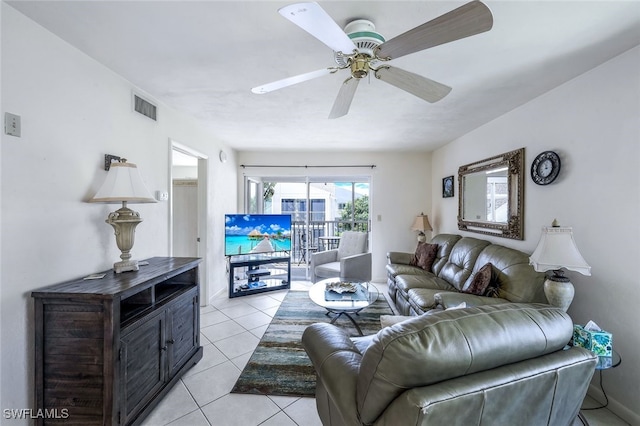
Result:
[7, 1, 640, 152]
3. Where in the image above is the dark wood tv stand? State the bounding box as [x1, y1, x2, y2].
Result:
[32, 257, 203, 425]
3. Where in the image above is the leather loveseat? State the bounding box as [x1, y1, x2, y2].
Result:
[386, 234, 548, 315]
[302, 303, 597, 426]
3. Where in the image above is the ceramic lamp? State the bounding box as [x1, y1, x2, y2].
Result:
[411, 213, 433, 243]
[529, 224, 591, 311]
[90, 160, 156, 273]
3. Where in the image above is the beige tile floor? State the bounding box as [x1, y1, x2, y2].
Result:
[141, 280, 629, 426]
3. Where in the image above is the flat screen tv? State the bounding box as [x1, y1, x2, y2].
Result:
[225, 214, 292, 256]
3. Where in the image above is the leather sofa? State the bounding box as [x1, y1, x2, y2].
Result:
[386, 234, 548, 315]
[302, 303, 597, 426]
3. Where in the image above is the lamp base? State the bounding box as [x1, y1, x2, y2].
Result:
[416, 231, 427, 243]
[106, 203, 143, 274]
[113, 259, 139, 274]
[543, 274, 574, 312]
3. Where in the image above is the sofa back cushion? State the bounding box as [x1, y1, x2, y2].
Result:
[469, 244, 547, 303]
[437, 237, 490, 290]
[336, 231, 368, 260]
[355, 303, 572, 425]
[429, 234, 462, 275]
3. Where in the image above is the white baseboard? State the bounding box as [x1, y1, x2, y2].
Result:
[588, 383, 639, 425]
[208, 286, 226, 306]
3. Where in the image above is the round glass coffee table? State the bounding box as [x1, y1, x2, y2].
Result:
[308, 278, 379, 336]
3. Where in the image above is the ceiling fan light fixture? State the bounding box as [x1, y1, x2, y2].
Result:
[349, 53, 370, 79]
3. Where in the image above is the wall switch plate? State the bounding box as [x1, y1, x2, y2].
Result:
[156, 191, 169, 201]
[4, 112, 21, 137]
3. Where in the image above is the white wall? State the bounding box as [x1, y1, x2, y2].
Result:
[432, 46, 640, 424]
[0, 4, 237, 416]
[236, 151, 432, 282]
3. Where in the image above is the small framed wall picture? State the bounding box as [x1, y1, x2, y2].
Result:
[443, 175, 454, 198]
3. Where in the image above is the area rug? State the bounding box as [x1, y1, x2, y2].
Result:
[231, 289, 392, 397]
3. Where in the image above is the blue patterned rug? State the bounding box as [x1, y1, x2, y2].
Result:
[231, 289, 392, 397]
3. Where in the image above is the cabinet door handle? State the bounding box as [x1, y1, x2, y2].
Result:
[167, 339, 175, 345]
[161, 346, 167, 351]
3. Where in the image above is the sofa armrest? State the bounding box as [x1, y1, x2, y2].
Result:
[387, 251, 414, 265]
[311, 249, 338, 265]
[301, 323, 363, 426]
[310, 249, 339, 282]
[341, 252, 372, 281]
[435, 292, 510, 309]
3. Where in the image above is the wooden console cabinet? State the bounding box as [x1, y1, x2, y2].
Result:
[32, 257, 203, 425]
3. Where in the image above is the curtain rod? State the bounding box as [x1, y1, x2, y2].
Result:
[240, 164, 376, 169]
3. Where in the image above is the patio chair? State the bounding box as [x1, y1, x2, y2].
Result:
[298, 231, 318, 265]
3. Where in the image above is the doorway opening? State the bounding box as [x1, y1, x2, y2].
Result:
[170, 140, 208, 304]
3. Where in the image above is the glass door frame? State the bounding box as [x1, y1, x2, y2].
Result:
[243, 175, 371, 280]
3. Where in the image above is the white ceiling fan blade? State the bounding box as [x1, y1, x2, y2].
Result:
[375, 66, 452, 103]
[278, 2, 357, 54]
[252, 68, 336, 94]
[376, 1, 493, 60]
[328, 77, 360, 119]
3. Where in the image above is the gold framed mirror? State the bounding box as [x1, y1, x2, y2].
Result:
[458, 148, 524, 240]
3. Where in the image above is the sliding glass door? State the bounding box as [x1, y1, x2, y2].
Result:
[243, 177, 370, 277]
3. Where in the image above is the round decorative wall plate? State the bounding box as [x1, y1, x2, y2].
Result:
[531, 151, 561, 185]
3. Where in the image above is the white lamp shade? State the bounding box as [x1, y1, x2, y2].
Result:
[90, 162, 156, 204]
[529, 226, 591, 276]
[411, 214, 433, 232]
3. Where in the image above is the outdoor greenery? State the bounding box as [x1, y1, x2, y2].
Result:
[339, 195, 369, 231]
[263, 182, 276, 201]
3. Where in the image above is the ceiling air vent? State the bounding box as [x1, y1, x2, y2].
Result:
[133, 94, 157, 121]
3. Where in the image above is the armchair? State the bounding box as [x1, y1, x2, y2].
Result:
[310, 231, 371, 283]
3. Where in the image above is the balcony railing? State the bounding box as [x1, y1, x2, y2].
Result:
[290, 220, 369, 265]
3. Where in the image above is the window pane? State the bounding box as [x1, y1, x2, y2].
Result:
[247, 180, 259, 213]
[311, 199, 325, 221]
[335, 182, 369, 231]
[282, 199, 294, 212]
[263, 182, 276, 213]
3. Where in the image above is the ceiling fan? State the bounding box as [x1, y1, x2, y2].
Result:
[251, 1, 493, 119]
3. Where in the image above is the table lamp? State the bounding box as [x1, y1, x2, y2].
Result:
[90, 158, 156, 273]
[529, 222, 591, 311]
[411, 213, 433, 243]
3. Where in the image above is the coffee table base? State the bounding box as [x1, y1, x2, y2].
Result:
[309, 279, 379, 337]
[326, 309, 363, 336]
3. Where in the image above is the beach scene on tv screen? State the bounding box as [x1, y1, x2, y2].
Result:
[225, 214, 292, 255]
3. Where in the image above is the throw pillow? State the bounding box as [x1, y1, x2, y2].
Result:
[411, 243, 438, 271]
[463, 262, 494, 295]
[409, 242, 424, 266]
